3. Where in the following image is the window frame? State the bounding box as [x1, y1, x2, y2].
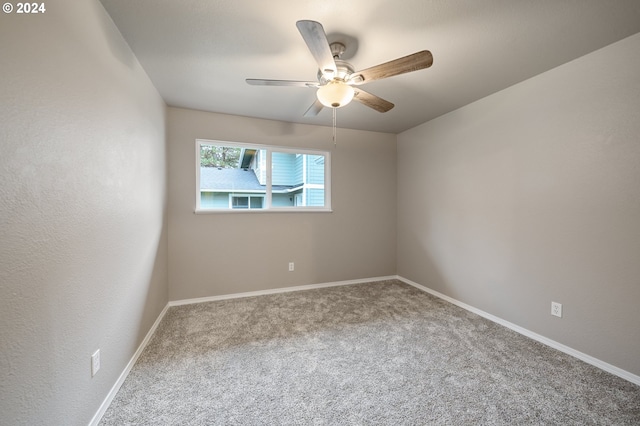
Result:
[195, 139, 332, 213]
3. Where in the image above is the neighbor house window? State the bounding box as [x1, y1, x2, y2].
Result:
[231, 195, 264, 209]
[196, 140, 331, 212]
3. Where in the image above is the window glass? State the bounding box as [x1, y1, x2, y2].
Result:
[196, 140, 331, 212]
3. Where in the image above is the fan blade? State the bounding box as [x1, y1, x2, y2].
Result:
[353, 88, 395, 113]
[296, 20, 337, 78]
[304, 99, 324, 117]
[349, 50, 433, 85]
[246, 79, 318, 87]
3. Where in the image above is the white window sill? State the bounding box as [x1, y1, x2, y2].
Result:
[194, 208, 333, 214]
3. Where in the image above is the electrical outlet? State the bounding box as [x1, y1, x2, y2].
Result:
[288, 262, 294, 272]
[91, 349, 100, 377]
[551, 302, 562, 318]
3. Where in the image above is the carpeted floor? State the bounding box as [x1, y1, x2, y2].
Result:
[100, 279, 640, 425]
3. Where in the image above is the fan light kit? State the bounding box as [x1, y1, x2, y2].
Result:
[247, 20, 433, 116]
[316, 80, 354, 108]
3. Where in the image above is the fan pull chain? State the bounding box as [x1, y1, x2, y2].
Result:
[332, 107, 337, 147]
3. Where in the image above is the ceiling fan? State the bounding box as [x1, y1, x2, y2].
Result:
[247, 20, 433, 116]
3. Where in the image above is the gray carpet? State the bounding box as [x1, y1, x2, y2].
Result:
[100, 280, 640, 425]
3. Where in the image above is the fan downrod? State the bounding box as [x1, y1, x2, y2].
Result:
[330, 42, 346, 59]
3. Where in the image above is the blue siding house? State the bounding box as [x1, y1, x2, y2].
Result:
[200, 149, 325, 209]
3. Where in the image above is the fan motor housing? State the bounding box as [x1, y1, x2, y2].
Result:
[318, 59, 354, 84]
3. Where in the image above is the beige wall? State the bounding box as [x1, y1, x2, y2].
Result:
[0, 1, 168, 424]
[167, 107, 397, 300]
[397, 33, 640, 376]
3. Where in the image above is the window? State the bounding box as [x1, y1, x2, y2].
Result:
[196, 140, 331, 212]
[231, 195, 263, 209]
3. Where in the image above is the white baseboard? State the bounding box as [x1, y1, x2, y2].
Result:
[168, 275, 398, 307]
[88, 303, 170, 426]
[396, 275, 640, 387]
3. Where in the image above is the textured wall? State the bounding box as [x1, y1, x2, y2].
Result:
[397, 33, 640, 376]
[167, 107, 397, 301]
[0, 1, 168, 424]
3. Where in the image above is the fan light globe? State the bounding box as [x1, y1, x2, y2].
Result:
[316, 81, 354, 108]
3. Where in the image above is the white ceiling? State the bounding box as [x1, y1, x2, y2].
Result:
[100, 0, 640, 134]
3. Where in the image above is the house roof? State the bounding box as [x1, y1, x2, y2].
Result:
[200, 168, 300, 192]
[200, 168, 262, 191]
